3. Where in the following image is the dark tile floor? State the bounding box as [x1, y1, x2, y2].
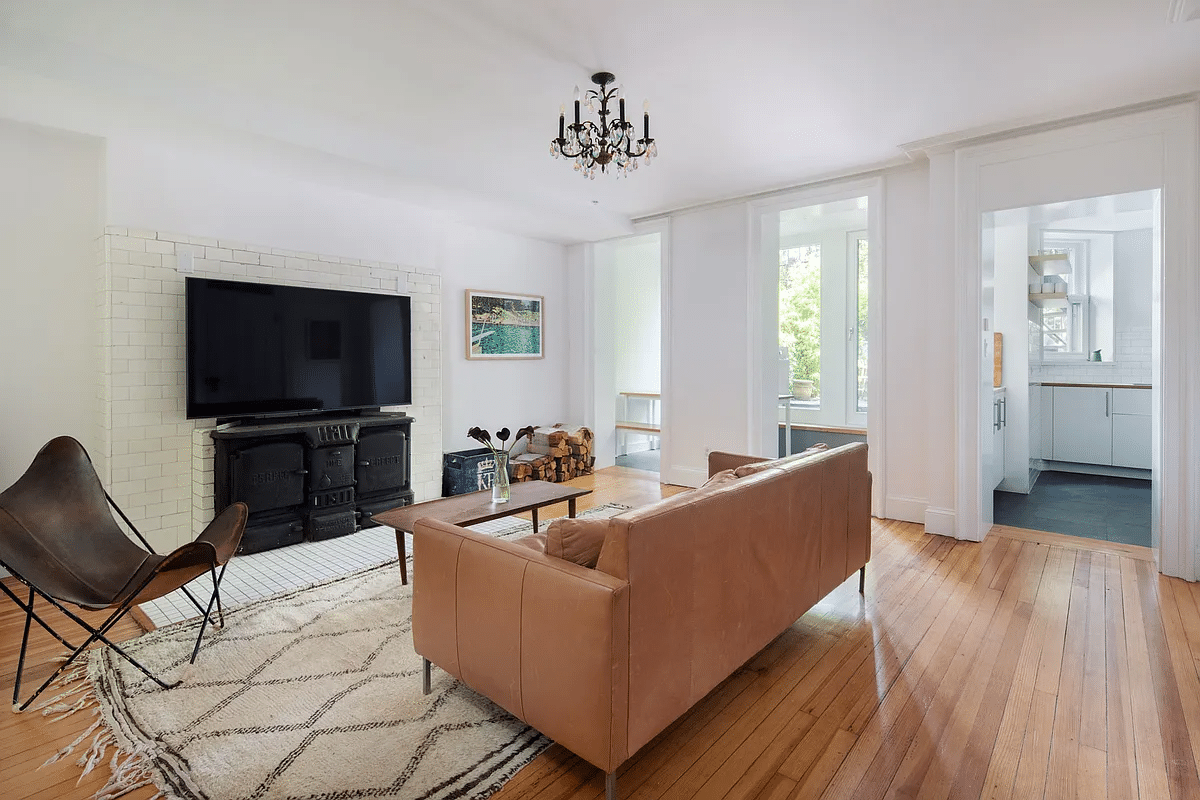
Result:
[615, 448, 660, 473]
[993, 471, 1151, 547]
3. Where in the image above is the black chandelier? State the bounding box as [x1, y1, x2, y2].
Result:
[551, 71, 657, 179]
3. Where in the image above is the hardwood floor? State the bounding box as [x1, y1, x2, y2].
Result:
[3, 468, 1200, 799]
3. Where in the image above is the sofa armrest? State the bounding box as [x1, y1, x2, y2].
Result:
[412, 517, 630, 773]
[707, 450, 768, 478]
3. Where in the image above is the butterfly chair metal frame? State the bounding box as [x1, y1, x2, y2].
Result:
[0, 436, 247, 712]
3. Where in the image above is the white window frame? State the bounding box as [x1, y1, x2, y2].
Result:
[777, 226, 867, 429]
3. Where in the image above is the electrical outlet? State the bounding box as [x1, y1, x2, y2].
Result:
[177, 249, 194, 274]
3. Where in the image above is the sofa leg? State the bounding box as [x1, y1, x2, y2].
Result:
[605, 771, 617, 800]
[422, 657, 431, 695]
[859, 565, 866, 595]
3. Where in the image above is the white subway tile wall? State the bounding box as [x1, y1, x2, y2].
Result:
[98, 228, 443, 553]
[1030, 326, 1152, 385]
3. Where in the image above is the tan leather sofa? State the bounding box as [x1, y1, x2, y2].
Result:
[411, 442, 871, 799]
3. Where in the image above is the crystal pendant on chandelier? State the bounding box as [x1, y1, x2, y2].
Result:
[551, 71, 657, 178]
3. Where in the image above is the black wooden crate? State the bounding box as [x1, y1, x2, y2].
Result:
[442, 448, 498, 496]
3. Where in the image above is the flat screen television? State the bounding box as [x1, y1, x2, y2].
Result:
[185, 277, 412, 420]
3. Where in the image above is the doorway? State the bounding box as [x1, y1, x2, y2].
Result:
[982, 190, 1158, 547]
[610, 232, 662, 475]
[985, 193, 1157, 545]
[775, 198, 869, 454]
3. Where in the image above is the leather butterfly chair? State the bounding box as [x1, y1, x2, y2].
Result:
[0, 436, 248, 711]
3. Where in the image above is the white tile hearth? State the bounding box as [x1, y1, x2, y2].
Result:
[138, 517, 521, 628]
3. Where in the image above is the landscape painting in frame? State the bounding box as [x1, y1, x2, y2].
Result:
[466, 290, 544, 359]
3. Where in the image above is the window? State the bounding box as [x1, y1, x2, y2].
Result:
[1036, 233, 1113, 362]
[776, 207, 868, 428]
[779, 245, 821, 409]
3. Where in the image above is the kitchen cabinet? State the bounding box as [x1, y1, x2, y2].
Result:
[1051, 386, 1112, 465]
[991, 389, 1007, 489]
[1112, 388, 1151, 469]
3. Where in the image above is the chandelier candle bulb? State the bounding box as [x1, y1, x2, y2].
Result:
[558, 105, 565, 140]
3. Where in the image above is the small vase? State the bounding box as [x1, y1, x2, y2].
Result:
[491, 451, 511, 503]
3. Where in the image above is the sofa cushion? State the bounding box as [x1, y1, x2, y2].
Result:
[702, 468, 739, 487]
[732, 443, 830, 478]
[513, 532, 548, 553]
[545, 518, 610, 568]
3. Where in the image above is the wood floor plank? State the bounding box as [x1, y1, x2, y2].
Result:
[1119, 556, 1173, 800]
[1134, 560, 1200, 799]
[978, 544, 1058, 800]
[1103, 553, 1138, 800]
[1160, 575, 1200, 781]
[1042, 553, 1092, 800]
[1080, 549, 1110, 756]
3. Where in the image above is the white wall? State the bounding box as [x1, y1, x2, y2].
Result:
[440, 227, 569, 454]
[881, 166, 931, 523]
[0, 119, 103, 489]
[664, 204, 751, 486]
[613, 235, 661, 396]
[613, 235, 661, 455]
[991, 211, 1032, 492]
[105, 137, 445, 270]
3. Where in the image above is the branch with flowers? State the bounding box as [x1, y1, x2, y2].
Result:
[467, 425, 535, 458]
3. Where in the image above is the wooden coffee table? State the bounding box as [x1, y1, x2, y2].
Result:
[374, 480, 593, 585]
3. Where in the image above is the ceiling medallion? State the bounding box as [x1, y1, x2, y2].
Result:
[551, 71, 657, 179]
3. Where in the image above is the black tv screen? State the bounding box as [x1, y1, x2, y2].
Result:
[185, 277, 412, 419]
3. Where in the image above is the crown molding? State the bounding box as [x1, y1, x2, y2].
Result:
[900, 92, 1200, 159]
[631, 154, 911, 225]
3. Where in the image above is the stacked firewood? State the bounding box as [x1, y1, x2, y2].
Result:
[510, 425, 595, 483]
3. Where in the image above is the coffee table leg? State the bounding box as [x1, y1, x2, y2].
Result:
[531, 508, 539, 533]
[569, 498, 578, 518]
[394, 528, 409, 585]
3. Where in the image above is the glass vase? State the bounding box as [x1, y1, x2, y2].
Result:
[491, 451, 511, 503]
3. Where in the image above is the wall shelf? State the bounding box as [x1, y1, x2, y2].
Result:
[1029, 253, 1072, 276]
[1028, 291, 1069, 307]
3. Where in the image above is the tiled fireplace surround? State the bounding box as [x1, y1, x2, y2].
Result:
[97, 227, 442, 554]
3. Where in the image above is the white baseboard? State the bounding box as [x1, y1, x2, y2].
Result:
[884, 495, 927, 524]
[665, 465, 706, 489]
[924, 507, 957, 538]
[1035, 460, 1151, 481]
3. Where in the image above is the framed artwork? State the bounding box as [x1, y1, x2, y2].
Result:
[466, 290, 544, 360]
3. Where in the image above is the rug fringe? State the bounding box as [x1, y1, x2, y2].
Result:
[40, 715, 103, 769]
[37, 656, 166, 800]
[95, 745, 158, 800]
[34, 660, 93, 716]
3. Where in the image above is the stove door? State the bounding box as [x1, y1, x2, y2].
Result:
[356, 429, 410, 496]
[230, 441, 306, 513]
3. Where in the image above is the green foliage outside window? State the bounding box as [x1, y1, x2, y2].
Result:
[779, 245, 821, 396]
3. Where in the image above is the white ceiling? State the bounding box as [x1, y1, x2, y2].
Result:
[1, 1, 1198, 243]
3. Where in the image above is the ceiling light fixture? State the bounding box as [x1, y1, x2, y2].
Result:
[551, 71, 657, 179]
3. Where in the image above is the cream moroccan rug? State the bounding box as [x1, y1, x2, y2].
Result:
[43, 503, 629, 800]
